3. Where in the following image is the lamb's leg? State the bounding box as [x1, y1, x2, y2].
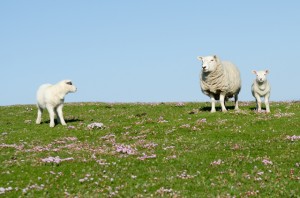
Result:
[234, 95, 239, 111]
[36, 105, 43, 124]
[210, 94, 216, 113]
[220, 93, 227, 112]
[254, 94, 262, 112]
[46, 105, 56, 127]
[56, 104, 67, 126]
[265, 93, 270, 113]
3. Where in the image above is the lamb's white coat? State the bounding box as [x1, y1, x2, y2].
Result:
[251, 70, 271, 113]
[197, 55, 241, 112]
[36, 80, 77, 127]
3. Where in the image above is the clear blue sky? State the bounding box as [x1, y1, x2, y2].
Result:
[1, 1, 299, 106]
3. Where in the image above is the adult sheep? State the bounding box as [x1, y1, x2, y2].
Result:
[197, 55, 241, 112]
[251, 70, 271, 113]
[36, 80, 77, 127]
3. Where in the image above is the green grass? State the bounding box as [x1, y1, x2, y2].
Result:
[0, 101, 300, 197]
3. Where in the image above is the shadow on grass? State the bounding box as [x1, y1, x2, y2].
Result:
[42, 118, 83, 124]
[199, 105, 237, 112]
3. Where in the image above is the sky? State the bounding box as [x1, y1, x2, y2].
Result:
[1, 1, 299, 106]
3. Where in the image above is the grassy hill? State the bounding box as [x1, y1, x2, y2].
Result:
[0, 101, 299, 197]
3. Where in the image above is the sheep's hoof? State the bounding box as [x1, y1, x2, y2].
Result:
[210, 110, 216, 113]
[50, 123, 55, 127]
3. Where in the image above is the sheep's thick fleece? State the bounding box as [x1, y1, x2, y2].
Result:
[198, 55, 241, 112]
[200, 60, 241, 99]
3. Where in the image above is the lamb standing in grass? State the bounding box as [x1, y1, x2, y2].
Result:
[36, 80, 77, 127]
[197, 55, 241, 112]
[251, 70, 271, 113]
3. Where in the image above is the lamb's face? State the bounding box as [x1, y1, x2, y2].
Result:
[197, 55, 219, 73]
[62, 80, 77, 93]
[252, 70, 269, 83]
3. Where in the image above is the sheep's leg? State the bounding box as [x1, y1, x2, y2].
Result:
[209, 94, 216, 113]
[220, 93, 227, 112]
[46, 105, 56, 127]
[254, 94, 262, 112]
[234, 95, 239, 110]
[265, 93, 270, 113]
[36, 106, 43, 124]
[57, 104, 67, 125]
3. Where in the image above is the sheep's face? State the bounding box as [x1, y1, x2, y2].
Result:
[252, 70, 269, 83]
[61, 80, 77, 93]
[197, 55, 219, 73]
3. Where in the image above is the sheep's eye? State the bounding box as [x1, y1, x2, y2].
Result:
[210, 59, 214, 62]
[66, 82, 72, 85]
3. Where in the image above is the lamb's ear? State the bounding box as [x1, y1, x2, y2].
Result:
[265, 70, 269, 74]
[252, 70, 257, 75]
[197, 56, 203, 61]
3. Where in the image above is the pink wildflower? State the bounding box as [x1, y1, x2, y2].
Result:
[156, 187, 173, 194]
[286, 135, 300, 141]
[262, 159, 273, 165]
[137, 153, 157, 160]
[175, 102, 185, 107]
[158, 116, 168, 123]
[210, 159, 223, 166]
[257, 171, 264, 176]
[177, 170, 195, 179]
[41, 156, 74, 164]
[87, 122, 104, 130]
[115, 144, 136, 155]
[163, 146, 175, 150]
[24, 120, 32, 124]
[0, 187, 13, 195]
[143, 143, 158, 149]
[68, 125, 76, 129]
[196, 118, 207, 124]
[180, 124, 190, 128]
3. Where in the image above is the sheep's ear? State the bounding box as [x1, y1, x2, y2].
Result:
[213, 55, 219, 62]
[197, 56, 203, 61]
[252, 70, 257, 75]
[265, 70, 269, 74]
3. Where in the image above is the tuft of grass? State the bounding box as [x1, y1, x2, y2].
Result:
[0, 101, 300, 197]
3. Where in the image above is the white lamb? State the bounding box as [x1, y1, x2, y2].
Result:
[36, 80, 77, 127]
[197, 55, 241, 112]
[251, 70, 271, 113]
